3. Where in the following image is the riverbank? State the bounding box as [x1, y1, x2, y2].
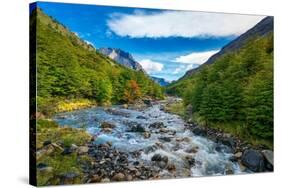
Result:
[36, 97, 273, 186]
[161, 97, 274, 173]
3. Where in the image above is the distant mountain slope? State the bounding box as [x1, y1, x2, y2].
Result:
[165, 16, 273, 143]
[99, 48, 145, 72]
[33, 8, 164, 114]
[178, 16, 273, 80]
[151, 77, 170, 86]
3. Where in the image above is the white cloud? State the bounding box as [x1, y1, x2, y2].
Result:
[174, 50, 219, 64]
[107, 11, 264, 38]
[139, 59, 164, 73]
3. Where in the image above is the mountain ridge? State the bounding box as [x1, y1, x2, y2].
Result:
[178, 16, 273, 81]
[98, 47, 145, 72]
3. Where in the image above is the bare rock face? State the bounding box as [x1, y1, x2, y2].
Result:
[99, 48, 145, 72]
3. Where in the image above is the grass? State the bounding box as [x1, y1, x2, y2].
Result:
[163, 100, 186, 118]
[163, 100, 273, 149]
[192, 113, 273, 149]
[37, 153, 83, 186]
[36, 119, 93, 185]
[37, 97, 96, 117]
[36, 120, 92, 149]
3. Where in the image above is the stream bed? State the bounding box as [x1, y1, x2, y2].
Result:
[53, 100, 244, 178]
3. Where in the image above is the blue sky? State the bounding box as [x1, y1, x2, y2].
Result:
[36, 2, 264, 81]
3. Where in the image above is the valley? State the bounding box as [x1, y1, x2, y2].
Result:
[31, 6, 274, 186]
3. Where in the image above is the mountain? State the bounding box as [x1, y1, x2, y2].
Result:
[32, 7, 164, 114]
[98, 48, 145, 72]
[151, 77, 170, 86]
[166, 16, 273, 144]
[178, 16, 273, 80]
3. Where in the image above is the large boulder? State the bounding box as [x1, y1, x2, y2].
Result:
[241, 149, 265, 172]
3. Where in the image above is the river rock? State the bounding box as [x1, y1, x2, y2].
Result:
[143, 99, 152, 106]
[262, 150, 273, 171]
[185, 155, 195, 166]
[77, 146, 89, 155]
[100, 122, 116, 129]
[151, 154, 169, 168]
[162, 156, 169, 163]
[126, 175, 133, 181]
[234, 152, 243, 159]
[101, 178, 110, 183]
[129, 124, 146, 132]
[102, 127, 112, 133]
[159, 136, 172, 142]
[60, 172, 79, 184]
[176, 137, 184, 142]
[51, 143, 64, 152]
[37, 163, 53, 173]
[143, 132, 151, 138]
[144, 145, 158, 154]
[186, 146, 199, 153]
[262, 150, 273, 166]
[136, 115, 147, 119]
[167, 163, 176, 172]
[91, 175, 101, 183]
[151, 154, 162, 162]
[149, 122, 165, 129]
[192, 127, 207, 136]
[158, 161, 167, 168]
[112, 173, 126, 181]
[36, 144, 55, 160]
[105, 108, 130, 117]
[159, 128, 169, 133]
[241, 149, 265, 172]
[219, 137, 236, 149]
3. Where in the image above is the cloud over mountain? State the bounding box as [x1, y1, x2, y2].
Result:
[139, 59, 164, 73]
[107, 11, 264, 38]
[174, 50, 219, 64]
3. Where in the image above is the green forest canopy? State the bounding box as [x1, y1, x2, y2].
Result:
[32, 8, 164, 115]
[166, 34, 273, 143]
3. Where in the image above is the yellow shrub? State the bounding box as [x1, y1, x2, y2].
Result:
[55, 99, 96, 112]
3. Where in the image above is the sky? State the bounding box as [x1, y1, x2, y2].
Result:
[36, 2, 265, 81]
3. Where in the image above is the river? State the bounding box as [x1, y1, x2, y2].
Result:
[53, 99, 244, 178]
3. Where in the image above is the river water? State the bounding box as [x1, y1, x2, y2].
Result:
[53, 101, 243, 178]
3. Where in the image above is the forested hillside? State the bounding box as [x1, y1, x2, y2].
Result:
[32, 8, 163, 115]
[166, 32, 273, 146]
